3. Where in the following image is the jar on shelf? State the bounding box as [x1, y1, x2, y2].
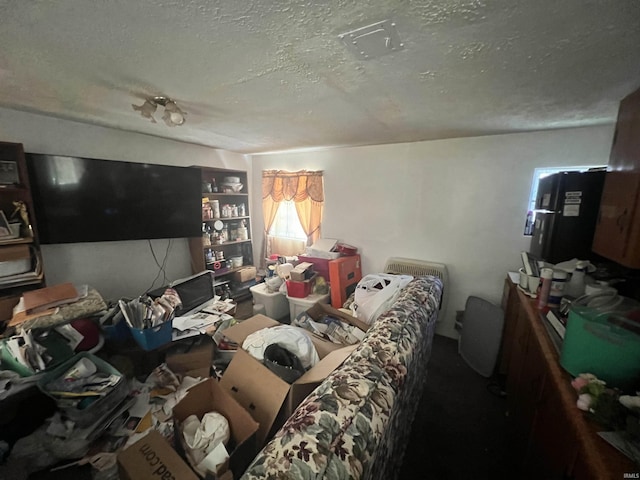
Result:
[231, 204, 238, 217]
[210, 200, 220, 219]
[238, 203, 246, 217]
[205, 249, 214, 263]
[202, 224, 211, 246]
[202, 203, 212, 220]
[221, 204, 231, 218]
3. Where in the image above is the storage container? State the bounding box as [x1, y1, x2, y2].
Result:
[0, 330, 74, 377]
[286, 292, 330, 322]
[129, 318, 173, 351]
[230, 255, 244, 268]
[250, 283, 289, 321]
[560, 302, 640, 392]
[38, 352, 128, 427]
[286, 273, 317, 299]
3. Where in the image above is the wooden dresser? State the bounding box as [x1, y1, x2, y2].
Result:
[500, 277, 638, 479]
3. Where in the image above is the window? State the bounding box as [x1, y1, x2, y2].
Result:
[524, 165, 606, 235]
[268, 200, 307, 241]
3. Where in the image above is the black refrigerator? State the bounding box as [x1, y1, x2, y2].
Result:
[529, 170, 605, 264]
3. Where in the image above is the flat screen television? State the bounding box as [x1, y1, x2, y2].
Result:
[25, 153, 202, 244]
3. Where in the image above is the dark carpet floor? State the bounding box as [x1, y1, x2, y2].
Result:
[399, 334, 513, 479]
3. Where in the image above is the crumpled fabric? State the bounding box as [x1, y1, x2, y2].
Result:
[242, 325, 319, 369]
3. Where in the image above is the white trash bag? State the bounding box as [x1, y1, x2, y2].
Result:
[351, 274, 413, 325]
[242, 325, 320, 369]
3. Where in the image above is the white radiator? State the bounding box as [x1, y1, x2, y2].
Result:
[384, 257, 448, 321]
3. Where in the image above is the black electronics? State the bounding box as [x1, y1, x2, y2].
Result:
[25, 153, 202, 244]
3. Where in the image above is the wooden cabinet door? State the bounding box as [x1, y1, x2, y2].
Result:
[507, 304, 548, 464]
[592, 86, 640, 268]
[592, 171, 640, 268]
[522, 363, 577, 479]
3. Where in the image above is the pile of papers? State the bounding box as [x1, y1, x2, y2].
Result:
[172, 298, 236, 341]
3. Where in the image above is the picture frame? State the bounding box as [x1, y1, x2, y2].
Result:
[0, 160, 20, 185]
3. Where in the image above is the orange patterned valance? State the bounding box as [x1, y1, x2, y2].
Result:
[262, 170, 324, 203]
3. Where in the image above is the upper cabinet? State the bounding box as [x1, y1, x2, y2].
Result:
[592, 87, 640, 268]
[188, 167, 254, 300]
[0, 142, 45, 323]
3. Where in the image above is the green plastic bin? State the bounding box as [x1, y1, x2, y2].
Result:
[560, 305, 640, 392]
[0, 330, 75, 377]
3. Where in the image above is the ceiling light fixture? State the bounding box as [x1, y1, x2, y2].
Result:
[132, 96, 186, 127]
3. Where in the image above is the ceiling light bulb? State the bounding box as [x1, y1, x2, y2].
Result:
[132, 99, 158, 123]
[162, 100, 186, 127]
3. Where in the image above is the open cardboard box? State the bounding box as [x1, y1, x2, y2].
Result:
[303, 301, 370, 334]
[118, 378, 259, 480]
[219, 314, 358, 446]
[165, 336, 214, 378]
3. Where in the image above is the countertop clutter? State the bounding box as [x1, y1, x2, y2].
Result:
[502, 273, 640, 478]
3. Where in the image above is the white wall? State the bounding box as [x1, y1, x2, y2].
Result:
[250, 126, 615, 338]
[0, 108, 250, 302]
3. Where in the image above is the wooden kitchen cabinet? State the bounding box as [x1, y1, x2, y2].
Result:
[499, 277, 638, 479]
[592, 86, 640, 268]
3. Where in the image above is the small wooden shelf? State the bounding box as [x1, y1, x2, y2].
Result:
[0, 237, 34, 246]
[207, 265, 251, 277]
[203, 239, 251, 248]
[202, 216, 250, 222]
[202, 192, 248, 197]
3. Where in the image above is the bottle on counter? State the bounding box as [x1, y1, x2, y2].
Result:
[537, 267, 553, 310]
[565, 261, 588, 299]
[547, 270, 568, 309]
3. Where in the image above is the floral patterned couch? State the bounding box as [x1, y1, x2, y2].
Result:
[240, 275, 443, 480]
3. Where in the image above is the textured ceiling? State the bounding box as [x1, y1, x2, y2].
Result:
[1, 0, 639, 154]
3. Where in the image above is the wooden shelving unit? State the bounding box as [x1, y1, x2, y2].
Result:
[189, 167, 255, 301]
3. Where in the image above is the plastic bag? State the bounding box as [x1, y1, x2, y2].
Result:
[242, 325, 319, 368]
[263, 344, 306, 383]
[351, 273, 413, 325]
[181, 412, 230, 476]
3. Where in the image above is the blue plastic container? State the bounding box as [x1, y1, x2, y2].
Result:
[129, 319, 173, 351]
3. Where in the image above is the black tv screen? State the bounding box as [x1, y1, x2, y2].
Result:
[25, 154, 202, 244]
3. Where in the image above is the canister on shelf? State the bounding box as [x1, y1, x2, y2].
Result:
[210, 200, 220, 219]
[221, 204, 231, 218]
[238, 203, 246, 217]
[231, 204, 238, 217]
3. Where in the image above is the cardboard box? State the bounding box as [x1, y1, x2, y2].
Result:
[304, 301, 370, 334]
[118, 430, 199, 480]
[118, 378, 259, 480]
[173, 378, 259, 479]
[219, 314, 357, 446]
[165, 336, 214, 378]
[289, 262, 314, 282]
[231, 266, 257, 283]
